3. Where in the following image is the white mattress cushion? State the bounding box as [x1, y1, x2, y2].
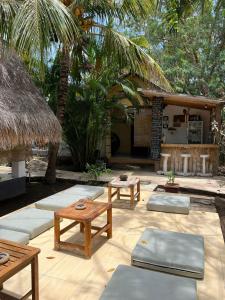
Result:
[0, 208, 54, 239]
[131, 228, 204, 279]
[0, 229, 29, 244]
[147, 193, 190, 214]
[100, 265, 197, 300]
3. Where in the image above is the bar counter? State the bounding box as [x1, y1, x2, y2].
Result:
[160, 144, 219, 175]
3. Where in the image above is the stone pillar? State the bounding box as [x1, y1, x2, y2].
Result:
[151, 97, 163, 160]
[12, 161, 26, 178]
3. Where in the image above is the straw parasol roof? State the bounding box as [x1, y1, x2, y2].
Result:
[0, 50, 62, 151]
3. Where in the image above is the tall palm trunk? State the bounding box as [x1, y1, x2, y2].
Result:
[45, 46, 70, 184]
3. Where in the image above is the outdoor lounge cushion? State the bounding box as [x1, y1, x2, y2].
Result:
[59, 185, 104, 199]
[147, 193, 190, 214]
[35, 193, 86, 211]
[99, 265, 197, 300]
[0, 229, 29, 244]
[131, 228, 204, 279]
[35, 184, 104, 211]
[0, 208, 54, 239]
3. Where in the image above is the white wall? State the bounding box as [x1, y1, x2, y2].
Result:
[162, 105, 211, 144]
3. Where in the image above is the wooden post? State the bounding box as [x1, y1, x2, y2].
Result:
[108, 185, 112, 203]
[137, 180, 141, 201]
[84, 222, 92, 258]
[107, 207, 112, 239]
[130, 186, 134, 209]
[80, 222, 84, 233]
[54, 214, 60, 250]
[117, 188, 120, 200]
[31, 255, 39, 300]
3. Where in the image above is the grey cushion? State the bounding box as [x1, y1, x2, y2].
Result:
[35, 193, 86, 211]
[0, 229, 29, 244]
[0, 208, 54, 239]
[35, 184, 104, 211]
[100, 265, 197, 300]
[131, 229, 204, 279]
[59, 184, 104, 199]
[147, 193, 190, 214]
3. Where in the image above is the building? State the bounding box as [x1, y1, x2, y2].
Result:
[106, 84, 225, 176]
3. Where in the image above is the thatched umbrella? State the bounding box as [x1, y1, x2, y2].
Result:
[0, 51, 61, 156]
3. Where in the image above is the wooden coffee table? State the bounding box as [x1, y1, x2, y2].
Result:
[0, 239, 40, 300]
[108, 177, 141, 209]
[54, 200, 112, 258]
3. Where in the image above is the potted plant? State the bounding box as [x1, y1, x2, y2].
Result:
[164, 170, 179, 193]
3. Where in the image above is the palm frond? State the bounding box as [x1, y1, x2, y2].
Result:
[69, 0, 155, 22]
[0, 0, 19, 42]
[102, 27, 173, 92]
[12, 0, 79, 63]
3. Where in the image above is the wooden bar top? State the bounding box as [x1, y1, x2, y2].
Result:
[0, 239, 40, 284]
[161, 144, 219, 148]
[55, 200, 112, 222]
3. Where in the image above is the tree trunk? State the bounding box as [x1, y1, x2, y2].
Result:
[45, 46, 70, 184]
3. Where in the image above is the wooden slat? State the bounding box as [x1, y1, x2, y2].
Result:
[0, 242, 31, 255]
[58, 241, 85, 252]
[91, 224, 110, 240]
[0, 247, 26, 259]
[60, 221, 79, 235]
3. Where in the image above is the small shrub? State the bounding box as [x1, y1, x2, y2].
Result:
[85, 161, 111, 181]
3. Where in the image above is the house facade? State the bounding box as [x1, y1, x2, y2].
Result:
[106, 87, 224, 176]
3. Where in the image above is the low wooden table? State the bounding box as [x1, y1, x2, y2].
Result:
[54, 200, 112, 258]
[0, 239, 40, 300]
[108, 177, 141, 209]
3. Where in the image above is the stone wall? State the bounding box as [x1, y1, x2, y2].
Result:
[151, 97, 163, 160]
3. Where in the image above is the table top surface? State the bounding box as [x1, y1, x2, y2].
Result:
[0, 239, 40, 283]
[109, 177, 140, 188]
[55, 200, 112, 222]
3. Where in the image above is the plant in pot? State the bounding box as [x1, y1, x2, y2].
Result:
[164, 170, 179, 193]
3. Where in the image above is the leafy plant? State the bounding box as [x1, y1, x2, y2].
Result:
[85, 162, 111, 181]
[167, 170, 175, 184]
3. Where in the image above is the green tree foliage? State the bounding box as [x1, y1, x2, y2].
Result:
[125, 1, 225, 98]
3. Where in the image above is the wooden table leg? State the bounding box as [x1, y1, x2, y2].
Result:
[84, 221, 92, 258]
[54, 214, 60, 250]
[130, 186, 134, 209]
[107, 207, 112, 239]
[108, 186, 112, 203]
[117, 188, 120, 200]
[0, 283, 3, 290]
[80, 222, 84, 233]
[31, 255, 39, 300]
[137, 180, 141, 201]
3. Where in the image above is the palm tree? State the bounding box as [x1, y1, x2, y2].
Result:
[43, 1, 174, 183]
[1, 1, 173, 183]
[0, 0, 79, 183]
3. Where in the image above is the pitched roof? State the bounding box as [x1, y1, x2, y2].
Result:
[0, 51, 61, 150]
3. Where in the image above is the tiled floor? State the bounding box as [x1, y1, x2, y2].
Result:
[1, 187, 225, 300]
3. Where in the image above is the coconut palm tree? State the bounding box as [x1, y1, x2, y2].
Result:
[0, 1, 173, 183]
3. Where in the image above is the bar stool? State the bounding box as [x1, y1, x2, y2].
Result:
[177, 154, 193, 176]
[197, 154, 212, 177]
[157, 153, 171, 175]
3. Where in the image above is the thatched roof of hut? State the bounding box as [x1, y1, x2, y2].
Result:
[0, 51, 61, 151]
